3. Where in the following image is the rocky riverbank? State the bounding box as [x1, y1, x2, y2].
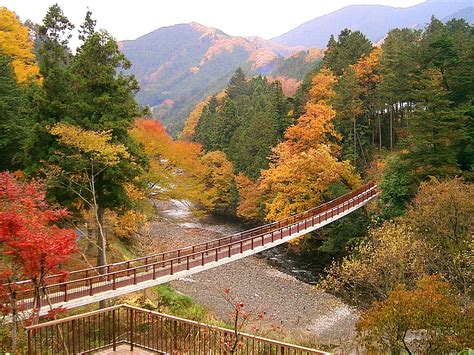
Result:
[149, 200, 359, 349]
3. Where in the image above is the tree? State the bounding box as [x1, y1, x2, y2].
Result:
[25, 4, 75, 171]
[181, 92, 226, 141]
[195, 76, 290, 178]
[333, 67, 364, 163]
[48, 123, 131, 270]
[319, 220, 429, 308]
[130, 118, 206, 204]
[379, 28, 420, 105]
[405, 68, 465, 177]
[0, 52, 28, 170]
[322, 29, 373, 76]
[235, 173, 264, 223]
[407, 178, 473, 297]
[283, 69, 340, 154]
[0, 7, 41, 83]
[357, 275, 473, 354]
[199, 151, 236, 215]
[379, 152, 417, 218]
[226, 67, 247, 99]
[260, 69, 361, 221]
[0, 172, 76, 351]
[27, 8, 144, 276]
[321, 178, 473, 308]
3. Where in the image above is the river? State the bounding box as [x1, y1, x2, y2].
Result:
[156, 199, 320, 284]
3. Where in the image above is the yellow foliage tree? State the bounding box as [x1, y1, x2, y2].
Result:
[49, 123, 131, 267]
[260, 145, 359, 221]
[407, 177, 473, 297]
[357, 275, 473, 354]
[319, 221, 430, 307]
[0, 7, 41, 83]
[199, 151, 235, 214]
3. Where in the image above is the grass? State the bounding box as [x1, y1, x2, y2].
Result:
[154, 284, 208, 321]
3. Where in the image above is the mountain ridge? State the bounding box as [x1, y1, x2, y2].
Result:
[271, 1, 473, 47]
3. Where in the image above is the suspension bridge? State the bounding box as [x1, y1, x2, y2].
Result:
[13, 182, 379, 316]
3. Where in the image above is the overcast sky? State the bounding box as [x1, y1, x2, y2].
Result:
[3, 0, 425, 42]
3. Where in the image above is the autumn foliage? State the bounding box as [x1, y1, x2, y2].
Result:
[0, 172, 76, 314]
[131, 119, 236, 214]
[357, 275, 473, 353]
[0, 7, 41, 83]
[260, 69, 360, 221]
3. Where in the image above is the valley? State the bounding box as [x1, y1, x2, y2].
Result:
[152, 199, 359, 347]
[0, 0, 472, 353]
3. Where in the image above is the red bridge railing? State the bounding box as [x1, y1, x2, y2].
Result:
[13, 182, 379, 310]
[26, 304, 330, 354]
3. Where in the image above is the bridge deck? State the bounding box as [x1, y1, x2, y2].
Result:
[94, 344, 155, 354]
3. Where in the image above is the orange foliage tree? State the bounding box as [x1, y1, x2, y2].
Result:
[235, 173, 263, 223]
[131, 119, 236, 214]
[259, 69, 361, 221]
[130, 118, 205, 202]
[0, 7, 41, 83]
[351, 47, 382, 98]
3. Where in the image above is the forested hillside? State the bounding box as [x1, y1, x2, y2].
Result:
[119, 23, 303, 134]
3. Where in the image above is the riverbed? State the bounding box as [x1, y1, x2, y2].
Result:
[150, 199, 359, 348]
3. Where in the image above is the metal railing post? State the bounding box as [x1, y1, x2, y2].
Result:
[130, 308, 134, 350]
[63, 284, 68, 302]
[72, 319, 77, 354]
[27, 329, 32, 355]
[112, 309, 117, 351]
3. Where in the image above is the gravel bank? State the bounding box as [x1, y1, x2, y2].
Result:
[149, 201, 359, 347]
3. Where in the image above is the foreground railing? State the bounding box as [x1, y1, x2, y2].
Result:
[25, 304, 329, 354]
[12, 182, 379, 311]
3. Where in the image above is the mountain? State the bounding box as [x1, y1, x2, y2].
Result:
[119, 23, 302, 134]
[267, 48, 324, 96]
[272, 0, 473, 48]
[443, 7, 474, 23]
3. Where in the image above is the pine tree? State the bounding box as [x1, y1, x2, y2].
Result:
[66, 12, 143, 269]
[226, 67, 247, 99]
[406, 68, 465, 177]
[322, 29, 373, 75]
[0, 52, 27, 170]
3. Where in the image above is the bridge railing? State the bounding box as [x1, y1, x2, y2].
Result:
[19, 182, 377, 288]
[14, 183, 378, 309]
[25, 304, 329, 354]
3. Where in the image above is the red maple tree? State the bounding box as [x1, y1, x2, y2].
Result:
[0, 172, 76, 318]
